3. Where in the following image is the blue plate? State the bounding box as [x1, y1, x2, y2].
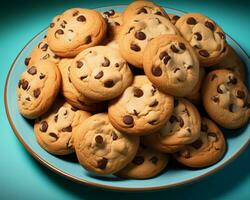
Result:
[4, 5, 250, 191]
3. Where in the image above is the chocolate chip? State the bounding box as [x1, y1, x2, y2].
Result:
[40, 121, 48, 132]
[55, 29, 64, 37]
[211, 74, 217, 81]
[80, 75, 88, 80]
[137, 7, 147, 14]
[159, 51, 168, 60]
[132, 156, 144, 165]
[169, 115, 177, 123]
[149, 100, 158, 107]
[85, 35, 92, 44]
[150, 156, 158, 165]
[97, 158, 108, 169]
[127, 26, 135, 34]
[211, 96, 219, 103]
[133, 88, 143, 97]
[193, 45, 200, 49]
[54, 115, 58, 122]
[182, 150, 191, 158]
[179, 42, 186, 50]
[133, 109, 139, 116]
[33, 88, 41, 98]
[63, 110, 68, 116]
[102, 57, 110, 67]
[62, 126, 72, 132]
[76, 61, 83, 68]
[151, 85, 157, 95]
[191, 139, 203, 149]
[228, 75, 237, 85]
[115, 63, 119, 68]
[194, 32, 202, 41]
[24, 57, 30, 66]
[21, 80, 29, 90]
[222, 46, 227, 53]
[41, 43, 48, 51]
[155, 11, 162, 15]
[236, 90, 245, 99]
[95, 135, 103, 144]
[42, 53, 50, 60]
[71, 107, 78, 112]
[151, 66, 162, 76]
[130, 44, 141, 51]
[27, 66, 37, 75]
[201, 124, 208, 132]
[148, 119, 158, 125]
[112, 132, 118, 141]
[217, 32, 225, 39]
[135, 31, 146, 40]
[187, 17, 197, 25]
[40, 74, 45, 79]
[73, 10, 79, 16]
[199, 49, 209, 57]
[178, 117, 184, 127]
[174, 99, 179, 107]
[174, 68, 180, 73]
[205, 21, 215, 31]
[77, 15, 86, 22]
[217, 85, 223, 94]
[50, 23, 55, 28]
[49, 132, 58, 140]
[172, 15, 180, 24]
[94, 71, 103, 79]
[123, 115, 134, 125]
[207, 132, 218, 141]
[187, 65, 193, 70]
[103, 9, 115, 17]
[170, 44, 179, 53]
[26, 97, 31, 101]
[104, 80, 114, 88]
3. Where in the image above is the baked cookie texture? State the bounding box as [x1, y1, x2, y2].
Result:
[17, 60, 61, 119]
[174, 117, 226, 168]
[119, 14, 179, 68]
[58, 58, 106, 112]
[69, 46, 133, 101]
[116, 145, 168, 179]
[108, 75, 174, 136]
[143, 34, 199, 97]
[74, 113, 139, 175]
[142, 98, 201, 153]
[34, 100, 91, 155]
[211, 45, 246, 81]
[202, 69, 250, 129]
[25, 36, 61, 67]
[47, 8, 107, 57]
[175, 13, 228, 66]
[122, 0, 169, 22]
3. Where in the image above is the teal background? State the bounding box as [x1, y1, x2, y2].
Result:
[1, 0, 249, 199]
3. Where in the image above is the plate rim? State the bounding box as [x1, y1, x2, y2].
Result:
[4, 4, 250, 192]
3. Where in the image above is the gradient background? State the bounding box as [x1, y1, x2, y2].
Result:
[1, 0, 250, 199]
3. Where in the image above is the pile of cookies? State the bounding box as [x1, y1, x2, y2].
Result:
[17, 1, 250, 179]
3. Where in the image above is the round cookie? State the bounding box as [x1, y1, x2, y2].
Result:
[58, 58, 106, 112]
[69, 46, 133, 101]
[185, 67, 206, 104]
[175, 13, 228, 66]
[108, 75, 174, 136]
[17, 60, 61, 119]
[74, 113, 139, 175]
[142, 98, 201, 153]
[122, 0, 169, 22]
[25, 36, 61, 67]
[34, 101, 91, 155]
[202, 69, 250, 129]
[143, 34, 199, 97]
[119, 14, 179, 68]
[174, 117, 226, 168]
[47, 8, 107, 57]
[168, 13, 180, 25]
[116, 145, 168, 179]
[211, 45, 246, 81]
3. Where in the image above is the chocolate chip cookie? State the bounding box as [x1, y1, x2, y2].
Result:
[34, 100, 91, 155]
[108, 75, 174, 135]
[17, 60, 61, 119]
[58, 58, 106, 112]
[176, 13, 228, 66]
[47, 8, 107, 57]
[69, 46, 133, 101]
[143, 34, 199, 97]
[116, 144, 169, 179]
[119, 14, 179, 68]
[174, 117, 226, 168]
[25, 36, 61, 67]
[202, 69, 250, 129]
[142, 98, 201, 153]
[74, 113, 139, 175]
[122, 0, 169, 22]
